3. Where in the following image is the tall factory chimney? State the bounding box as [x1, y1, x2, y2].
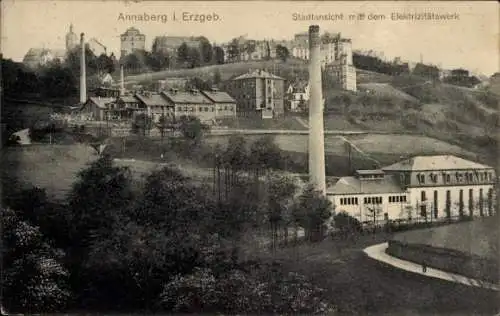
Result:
[120, 64, 125, 96]
[308, 25, 326, 195]
[79, 33, 87, 104]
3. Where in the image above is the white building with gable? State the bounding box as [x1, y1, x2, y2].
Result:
[327, 155, 496, 225]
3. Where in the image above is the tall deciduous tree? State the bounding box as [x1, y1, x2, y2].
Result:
[177, 115, 210, 145]
[213, 46, 225, 64]
[292, 185, 333, 242]
[276, 44, 290, 62]
[67, 155, 134, 249]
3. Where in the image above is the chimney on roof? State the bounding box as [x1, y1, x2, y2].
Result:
[170, 88, 178, 94]
[190, 88, 198, 94]
[211, 86, 219, 92]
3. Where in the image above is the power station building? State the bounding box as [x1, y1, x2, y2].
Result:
[327, 155, 497, 225]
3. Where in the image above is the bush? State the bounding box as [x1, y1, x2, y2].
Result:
[158, 261, 335, 314]
[333, 211, 363, 239]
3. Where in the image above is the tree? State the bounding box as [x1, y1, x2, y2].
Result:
[122, 53, 142, 73]
[276, 44, 290, 62]
[265, 172, 298, 249]
[365, 204, 383, 227]
[185, 77, 212, 91]
[96, 53, 115, 74]
[187, 47, 202, 68]
[213, 46, 225, 64]
[227, 39, 240, 62]
[292, 185, 333, 242]
[177, 115, 210, 145]
[65, 44, 98, 76]
[67, 155, 134, 249]
[333, 211, 362, 239]
[177, 43, 189, 64]
[145, 50, 170, 72]
[38, 63, 77, 98]
[198, 37, 213, 65]
[156, 114, 171, 142]
[2, 207, 71, 313]
[249, 136, 282, 177]
[213, 69, 222, 85]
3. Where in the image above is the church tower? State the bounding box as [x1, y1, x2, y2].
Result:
[66, 24, 78, 52]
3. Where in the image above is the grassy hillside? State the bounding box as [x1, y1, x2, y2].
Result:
[123, 58, 308, 85]
[393, 216, 497, 259]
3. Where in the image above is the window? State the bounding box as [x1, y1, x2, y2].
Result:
[433, 190, 438, 219]
[417, 174, 425, 184]
[421, 191, 426, 201]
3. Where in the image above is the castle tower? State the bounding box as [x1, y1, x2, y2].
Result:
[80, 33, 87, 104]
[308, 25, 326, 195]
[65, 24, 78, 52]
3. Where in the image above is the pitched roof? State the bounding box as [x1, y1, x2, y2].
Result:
[233, 69, 285, 81]
[161, 90, 213, 104]
[327, 175, 404, 195]
[382, 155, 492, 172]
[201, 90, 236, 103]
[118, 95, 139, 103]
[135, 93, 170, 106]
[88, 97, 115, 109]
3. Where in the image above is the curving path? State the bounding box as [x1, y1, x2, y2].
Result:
[364, 242, 499, 291]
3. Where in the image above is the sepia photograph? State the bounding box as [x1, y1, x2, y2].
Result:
[1, 0, 499, 314]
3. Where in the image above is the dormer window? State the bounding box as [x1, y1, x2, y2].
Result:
[430, 173, 438, 183]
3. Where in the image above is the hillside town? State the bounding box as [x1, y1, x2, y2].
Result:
[2, 4, 500, 315]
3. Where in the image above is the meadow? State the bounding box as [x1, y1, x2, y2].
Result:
[392, 217, 497, 259]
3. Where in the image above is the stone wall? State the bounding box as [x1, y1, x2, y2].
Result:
[387, 240, 498, 283]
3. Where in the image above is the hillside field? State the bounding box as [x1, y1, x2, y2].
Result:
[206, 133, 475, 158]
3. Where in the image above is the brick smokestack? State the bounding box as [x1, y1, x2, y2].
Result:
[79, 33, 87, 104]
[308, 25, 326, 195]
[120, 64, 125, 96]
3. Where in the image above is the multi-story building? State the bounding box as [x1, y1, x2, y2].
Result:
[152, 36, 200, 55]
[80, 85, 237, 124]
[120, 27, 146, 58]
[325, 53, 357, 92]
[286, 81, 310, 112]
[327, 155, 497, 225]
[161, 88, 237, 123]
[23, 48, 67, 69]
[224, 69, 285, 119]
[201, 88, 238, 120]
[135, 92, 173, 123]
[289, 32, 357, 91]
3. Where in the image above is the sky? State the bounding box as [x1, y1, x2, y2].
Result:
[2, 0, 498, 76]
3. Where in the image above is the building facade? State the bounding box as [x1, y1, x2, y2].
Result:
[152, 36, 200, 55]
[327, 155, 496, 225]
[23, 48, 67, 69]
[286, 81, 310, 112]
[120, 27, 146, 58]
[224, 69, 285, 119]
